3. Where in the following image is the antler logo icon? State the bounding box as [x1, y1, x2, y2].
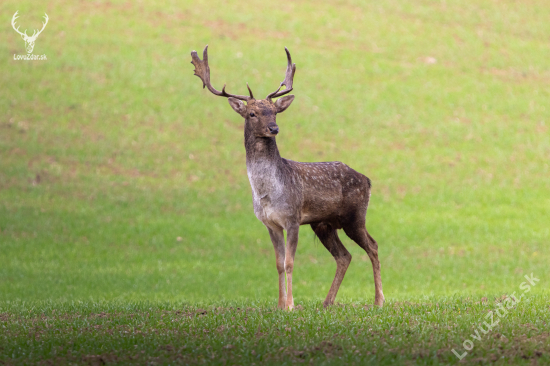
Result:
[11, 11, 49, 54]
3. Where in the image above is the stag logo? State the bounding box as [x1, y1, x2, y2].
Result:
[11, 11, 48, 54]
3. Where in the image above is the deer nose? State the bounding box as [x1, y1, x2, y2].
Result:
[268, 125, 279, 135]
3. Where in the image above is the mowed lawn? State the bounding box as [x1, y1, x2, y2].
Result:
[1, 0, 549, 364]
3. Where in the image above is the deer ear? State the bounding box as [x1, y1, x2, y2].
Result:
[227, 97, 247, 117]
[274, 95, 295, 113]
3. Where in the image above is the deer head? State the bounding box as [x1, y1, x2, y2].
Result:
[12, 11, 49, 54]
[191, 46, 296, 138]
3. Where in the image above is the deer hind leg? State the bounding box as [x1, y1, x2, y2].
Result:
[268, 227, 286, 309]
[343, 224, 385, 307]
[311, 223, 352, 308]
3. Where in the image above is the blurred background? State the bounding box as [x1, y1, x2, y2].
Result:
[1, 0, 548, 303]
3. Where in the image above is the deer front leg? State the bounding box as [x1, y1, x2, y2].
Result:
[268, 227, 286, 309]
[284, 224, 300, 310]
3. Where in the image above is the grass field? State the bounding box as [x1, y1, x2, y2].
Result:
[1, 0, 549, 364]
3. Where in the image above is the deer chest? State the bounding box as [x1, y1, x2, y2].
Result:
[247, 166, 291, 228]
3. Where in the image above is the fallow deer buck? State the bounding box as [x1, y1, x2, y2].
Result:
[191, 46, 384, 309]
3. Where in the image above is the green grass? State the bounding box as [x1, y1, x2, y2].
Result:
[1, 295, 549, 365]
[1, 0, 549, 364]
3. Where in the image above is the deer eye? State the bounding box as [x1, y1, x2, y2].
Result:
[250, 112, 255, 117]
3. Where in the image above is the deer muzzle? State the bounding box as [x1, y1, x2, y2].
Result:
[267, 123, 279, 135]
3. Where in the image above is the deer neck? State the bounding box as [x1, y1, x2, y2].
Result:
[244, 128, 284, 199]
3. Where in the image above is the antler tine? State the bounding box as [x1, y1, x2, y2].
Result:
[267, 47, 297, 100]
[191, 45, 252, 102]
[11, 11, 27, 37]
[33, 13, 49, 38]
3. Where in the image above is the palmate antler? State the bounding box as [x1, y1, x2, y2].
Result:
[191, 45, 254, 102]
[266, 47, 296, 100]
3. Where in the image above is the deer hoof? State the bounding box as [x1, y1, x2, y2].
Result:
[374, 296, 385, 307]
